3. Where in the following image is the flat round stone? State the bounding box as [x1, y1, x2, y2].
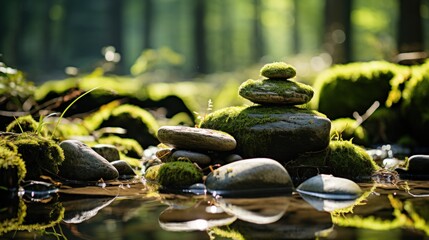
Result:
[157, 126, 237, 151]
[172, 150, 211, 165]
[260, 62, 296, 79]
[239, 79, 314, 105]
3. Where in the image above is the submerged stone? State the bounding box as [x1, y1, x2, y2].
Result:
[205, 158, 294, 194]
[260, 62, 296, 79]
[200, 105, 331, 161]
[239, 79, 314, 105]
[157, 126, 236, 151]
[59, 140, 119, 181]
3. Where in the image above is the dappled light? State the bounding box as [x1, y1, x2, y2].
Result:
[2, 0, 429, 239]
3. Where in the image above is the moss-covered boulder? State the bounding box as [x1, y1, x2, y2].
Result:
[0, 142, 26, 189]
[312, 61, 407, 119]
[286, 140, 379, 182]
[330, 118, 368, 146]
[1, 133, 64, 180]
[157, 161, 203, 188]
[238, 79, 314, 105]
[97, 135, 144, 159]
[401, 62, 429, 145]
[361, 107, 404, 144]
[84, 103, 159, 148]
[200, 105, 331, 162]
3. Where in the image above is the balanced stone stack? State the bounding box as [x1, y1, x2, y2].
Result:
[200, 62, 331, 162]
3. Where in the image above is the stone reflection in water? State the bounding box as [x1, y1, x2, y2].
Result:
[61, 196, 116, 223]
[217, 197, 289, 224]
[158, 199, 237, 231]
[226, 196, 333, 239]
[299, 194, 360, 212]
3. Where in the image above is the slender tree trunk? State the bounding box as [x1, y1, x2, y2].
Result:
[323, 0, 352, 64]
[398, 0, 424, 53]
[194, 0, 207, 73]
[292, 0, 300, 54]
[253, 0, 264, 62]
[143, 0, 153, 49]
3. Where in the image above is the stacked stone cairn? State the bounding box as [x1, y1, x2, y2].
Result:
[149, 62, 331, 192]
[201, 62, 331, 162]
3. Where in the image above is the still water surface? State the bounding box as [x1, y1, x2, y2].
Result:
[2, 179, 429, 240]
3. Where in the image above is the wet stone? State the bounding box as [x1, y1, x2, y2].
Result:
[205, 158, 294, 193]
[59, 140, 119, 181]
[157, 126, 237, 151]
[171, 150, 211, 166]
[92, 144, 120, 162]
[111, 160, 136, 179]
[400, 155, 429, 175]
[297, 174, 362, 200]
[239, 79, 314, 105]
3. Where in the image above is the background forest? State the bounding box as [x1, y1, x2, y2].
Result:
[0, 0, 428, 84]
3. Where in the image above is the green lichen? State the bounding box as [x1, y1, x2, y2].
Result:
[286, 140, 379, 181]
[330, 118, 368, 146]
[2, 133, 64, 180]
[260, 62, 296, 79]
[238, 79, 314, 104]
[311, 61, 406, 119]
[157, 161, 203, 188]
[0, 143, 26, 186]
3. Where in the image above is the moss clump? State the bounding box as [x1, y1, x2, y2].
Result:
[5, 115, 44, 135]
[330, 118, 368, 146]
[2, 133, 64, 180]
[0, 143, 26, 188]
[362, 107, 404, 145]
[157, 161, 203, 188]
[286, 140, 379, 182]
[311, 61, 406, 119]
[260, 62, 296, 79]
[84, 103, 159, 148]
[98, 135, 144, 158]
[144, 164, 163, 181]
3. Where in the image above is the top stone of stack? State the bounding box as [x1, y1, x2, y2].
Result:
[260, 62, 296, 79]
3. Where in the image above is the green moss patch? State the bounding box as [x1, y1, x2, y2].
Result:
[157, 161, 203, 188]
[0, 143, 26, 187]
[286, 140, 379, 182]
[330, 118, 368, 146]
[2, 133, 64, 180]
[311, 61, 407, 119]
[260, 62, 296, 79]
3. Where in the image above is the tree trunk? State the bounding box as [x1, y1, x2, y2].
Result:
[194, 0, 207, 73]
[323, 0, 352, 64]
[253, 0, 265, 62]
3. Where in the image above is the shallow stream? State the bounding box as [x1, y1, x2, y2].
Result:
[2, 177, 429, 240]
